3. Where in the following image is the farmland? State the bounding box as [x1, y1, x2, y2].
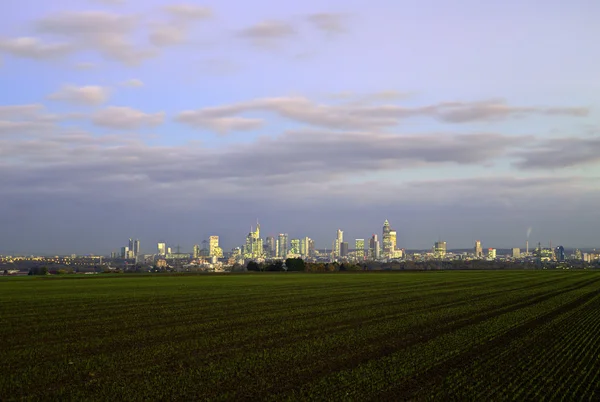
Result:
[2, 271, 600, 400]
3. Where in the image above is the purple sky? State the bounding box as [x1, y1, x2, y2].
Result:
[1, 0, 599, 255]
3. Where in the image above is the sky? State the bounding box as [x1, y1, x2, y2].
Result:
[0, 0, 599, 255]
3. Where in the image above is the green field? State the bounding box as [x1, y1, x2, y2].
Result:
[2, 271, 600, 400]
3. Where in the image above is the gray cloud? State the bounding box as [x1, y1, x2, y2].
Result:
[306, 13, 348, 34]
[163, 4, 212, 20]
[238, 20, 296, 41]
[514, 138, 600, 169]
[0, 104, 45, 119]
[175, 114, 263, 134]
[36, 11, 156, 65]
[177, 97, 589, 133]
[47, 85, 111, 105]
[92, 106, 165, 129]
[120, 79, 144, 87]
[0, 37, 73, 59]
[74, 62, 96, 70]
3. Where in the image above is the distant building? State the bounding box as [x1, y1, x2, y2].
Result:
[128, 238, 134, 253]
[121, 246, 129, 259]
[133, 239, 140, 257]
[434, 241, 447, 258]
[157, 242, 166, 256]
[340, 242, 349, 258]
[556, 246, 565, 262]
[474, 240, 483, 258]
[488, 248, 497, 259]
[209, 236, 220, 257]
[290, 239, 300, 255]
[265, 236, 276, 257]
[277, 233, 288, 259]
[369, 234, 380, 260]
[512, 248, 521, 258]
[193, 244, 201, 259]
[334, 229, 343, 258]
[355, 239, 365, 261]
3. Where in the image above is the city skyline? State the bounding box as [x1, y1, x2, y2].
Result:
[1, 1, 599, 255]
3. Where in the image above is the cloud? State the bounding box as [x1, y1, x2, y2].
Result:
[177, 96, 590, 132]
[163, 4, 212, 20]
[0, 37, 72, 59]
[74, 62, 96, 70]
[238, 20, 296, 41]
[175, 114, 263, 134]
[0, 104, 45, 119]
[514, 138, 600, 169]
[149, 24, 186, 47]
[47, 85, 110, 105]
[121, 79, 144, 87]
[36, 11, 155, 65]
[306, 13, 347, 34]
[91, 0, 125, 4]
[92, 106, 165, 129]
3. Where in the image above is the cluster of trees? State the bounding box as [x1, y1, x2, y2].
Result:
[246, 258, 306, 272]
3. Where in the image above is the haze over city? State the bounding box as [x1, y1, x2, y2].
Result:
[1, 0, 599, 255]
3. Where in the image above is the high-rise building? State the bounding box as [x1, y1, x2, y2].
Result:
[340, 242, 349, 257]
[556, 246, 565, 262]
[133, 239, 140, 257]
[121, 246, 129, 259]
[209, 236, 219, 256]
[389, 230, 397, 254]
[355, 239, 365, 261]
[334, 229, 343, 258]
[167, 247, 172, 254]
[474, 240, 483, 258]
[434, 241, 447, 258]
[369, 234, 379, 260]
[277, 233, 288, 259]
[128, 238, 134, 253]
[382, 220, 392, 256]
[265, 236, 276, 257]
[512, 248, 521, 258]
[193, 244, 201, 258]
[308, 238, 315, 258]
[290, 239, 300, 255]
[488, 248, 497, 259]
[299, 237, 310, 257]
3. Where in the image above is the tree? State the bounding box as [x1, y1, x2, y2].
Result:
[265, 260, 284, 271]
[247, 261, 260, 272]
[285, 258, 305, 272]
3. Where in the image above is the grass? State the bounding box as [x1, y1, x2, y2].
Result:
[2, 271, 600, 400]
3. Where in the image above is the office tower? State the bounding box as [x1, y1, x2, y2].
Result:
[382, 220, 392, 257]
[488, 248, 497, 259]
[193, 244, 201, 258]
[512, 248, 521, 258]
[121, 246, 129, 259]
[374, 239, 380, 259]
[277, 233, 288, 259]
[333, 229, 343, 258]
[475, 240, 483, 258]
[434, 241, 447, 258]
[209, 236, 219, 256]
[266, 236, 276, 257]
[133, 239, 140, 257]
[244, 223, 264, 259]
[355, 239, 365, 261]
[556, 246, 565, 262]
[157, 242, 166, 256]
[128, 238, 134, 253]
[308, 238, 315, 258]
[275, 239, 280, 258]
[167, 247, 172, 254]
[340, 242, 349, 257]
[290, 239, 300, 255]
[389, 230, 397, 254]
[369, 234, 379, 260]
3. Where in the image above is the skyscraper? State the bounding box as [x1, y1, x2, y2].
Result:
[290, 239, 300, 255]
[488, 248, 497, 259]
[245, 224, 264, 259]
[128, 238, 134, 253]
[369, 234, 380, 260]
[382, 220, 392, 257]
[334, 229, 343, 258]
[355, 239, 365, 261]
[474, 240, 483, 258]
[556, 246, 565, 262]
[265, 236, 276, 257]
[209, 236, 219, 256]
[340, 242, 349, 258]
[121, 246, 129, 259]
[133, 239, 140, 257]
[434, 241, 447, 258]
[193, 244, 201, 258]
[157, 242, 166, 256]
[512, 248, 521, 258]
[277, 233, 288, 259]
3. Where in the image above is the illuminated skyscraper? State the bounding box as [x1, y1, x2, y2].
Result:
[209, 236, 220, 256]
[277, 233, 288, 258]
[157, 242, 166, 256]
[355, 239, 365, 261]
[382, 220, 397, 258]
[556, 246, 565, 262]
[121, 246, 129, 259]
[334, 229, 343, 258]
[290, 239, 300, 255]
[193, 244, 201, 258]
[265, 236, 276, 257]
[474, 240, 483, 258]
[512, 248, 521, 258]
[488, 248, 497, 259]
[434, 241, 447, 258]
[369, 234, 380, 260]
